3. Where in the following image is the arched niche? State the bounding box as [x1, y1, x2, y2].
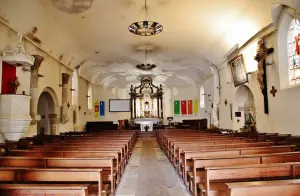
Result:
[37, 87, 59, 135]
[233, 85, 256, 131]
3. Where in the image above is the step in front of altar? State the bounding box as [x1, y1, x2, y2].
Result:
[138, 132, 156, 138]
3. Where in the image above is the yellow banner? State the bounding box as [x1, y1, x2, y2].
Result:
[193, 99, 199, 114]
[94, 100, 99, 118]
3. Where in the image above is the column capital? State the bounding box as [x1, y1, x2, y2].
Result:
[62, 73, 70, 86]
[48, 113, 57, 124]
[31, 55, 44, 72]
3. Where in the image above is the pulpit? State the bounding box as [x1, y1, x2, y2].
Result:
[0, 95, 32, 141]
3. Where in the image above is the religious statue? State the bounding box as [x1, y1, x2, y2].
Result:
[11, 76, 20, 94]
[255, 39, 269, 92]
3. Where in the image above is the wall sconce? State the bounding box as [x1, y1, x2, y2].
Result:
[224, 99, 228, 106]
[78, 105, 81, 111]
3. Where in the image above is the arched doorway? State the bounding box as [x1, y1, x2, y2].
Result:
[37, 88, 58, 135]
[233, 85, 256, 131]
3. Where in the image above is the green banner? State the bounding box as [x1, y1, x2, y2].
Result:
[174, 100, 180, 116]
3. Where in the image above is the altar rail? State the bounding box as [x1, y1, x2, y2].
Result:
[178, 119, 207, 130]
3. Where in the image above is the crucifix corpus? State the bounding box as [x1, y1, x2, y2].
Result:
[254, 39, 274, 114]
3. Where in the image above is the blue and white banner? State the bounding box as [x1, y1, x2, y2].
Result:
[100, 101, 105, 117]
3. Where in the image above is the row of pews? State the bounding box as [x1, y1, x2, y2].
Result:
[0, 130, 137, 196]
[157, 129, 300, 196]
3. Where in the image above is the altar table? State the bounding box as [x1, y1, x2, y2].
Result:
[134, 118, 160, 132]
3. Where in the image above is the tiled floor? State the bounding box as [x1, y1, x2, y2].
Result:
[115, 138, 190, 196]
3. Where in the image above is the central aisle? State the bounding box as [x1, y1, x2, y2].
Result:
[116, 138, 190, 196]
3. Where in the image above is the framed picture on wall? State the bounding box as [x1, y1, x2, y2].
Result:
[229, 54, 248, 87]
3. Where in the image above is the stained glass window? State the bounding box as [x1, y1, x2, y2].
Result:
[88, 85, 93, 109]
[288, 19, 300, 85]
[200, 86, 205, 108]
[72, 70, 78, 105]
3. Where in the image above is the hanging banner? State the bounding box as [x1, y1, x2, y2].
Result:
[100, 101, 105, 117]
[174, 100, 180, 117]
[193, 99, 199, 115]
[187, 100, 193, 116]
[94, 100, 99, 118]
[181, 100, 187, 116]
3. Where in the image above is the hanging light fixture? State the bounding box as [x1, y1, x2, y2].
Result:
[136, 47, 156, 71]
[128, 0, 163, 36]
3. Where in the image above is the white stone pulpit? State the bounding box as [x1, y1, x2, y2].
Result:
[134, 118, 159, 132]
[0, 95, 32, 141]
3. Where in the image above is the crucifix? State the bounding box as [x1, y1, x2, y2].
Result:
[254, 39, 274, 114]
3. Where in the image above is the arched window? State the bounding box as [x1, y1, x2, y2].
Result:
[88, 85, 93, 109]
[288, 19, 300, 85]
[200, 86, 205, 108]
[71, 70, 78, 105]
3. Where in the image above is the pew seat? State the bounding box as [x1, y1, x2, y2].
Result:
[0, 184, 89, 196]
[0, 168, 104, 196]
[226, 179, 300, 196]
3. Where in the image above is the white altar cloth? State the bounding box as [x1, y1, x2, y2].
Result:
[134, 118, 160, 132]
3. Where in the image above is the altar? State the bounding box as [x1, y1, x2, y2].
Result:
[134, 118, 159, 132]
[129, 76, 164, 131]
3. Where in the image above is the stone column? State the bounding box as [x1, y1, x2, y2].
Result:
[157, 97, 160, 118]
[30, 55, 44, 125]
[160, 97, 164, 119]
[210, 66, 220, 127]
[61, 73, 70, 124]
[48, 113, 57, 135]
[130, 98, 133, 119]
[134, 98, 136, 118]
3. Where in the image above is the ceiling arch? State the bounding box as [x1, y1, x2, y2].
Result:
[0, 0, 273, 87]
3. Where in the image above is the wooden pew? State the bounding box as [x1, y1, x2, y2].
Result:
[0, 184, 89, 196]
[191, 151, 300, 195]
[201, 162, 300, 196]
[0, 156, 116, 194]
[181, 145, 295, 182]
[225, 179, 300, 196]
[173, 142, 273, 165]
[5, 150, 124, 185]
[0, 168, 104, 196]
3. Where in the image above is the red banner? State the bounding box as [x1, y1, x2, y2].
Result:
[1, 62, 16, 94]
[187, 100, 193, 115]
[181, 100, 187, 115]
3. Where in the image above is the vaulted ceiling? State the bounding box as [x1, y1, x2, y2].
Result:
[0, 0, 273, 88]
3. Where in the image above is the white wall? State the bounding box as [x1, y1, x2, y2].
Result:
[211, 8, 300, 134]
[88, 86, 131, 124]
[0, 21, 92, 137]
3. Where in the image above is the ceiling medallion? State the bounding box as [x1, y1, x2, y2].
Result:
[128, 0, 163, 36]
[136, 47, 156, 71]
[51, 0, 94, 14]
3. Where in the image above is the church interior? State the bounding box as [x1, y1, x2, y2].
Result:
[1, 0, 300, 195]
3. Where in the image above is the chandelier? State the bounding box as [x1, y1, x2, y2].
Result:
[128, 0, 163, 36]
[51, 0, 94, 14]
[136, 47, 156, 71]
